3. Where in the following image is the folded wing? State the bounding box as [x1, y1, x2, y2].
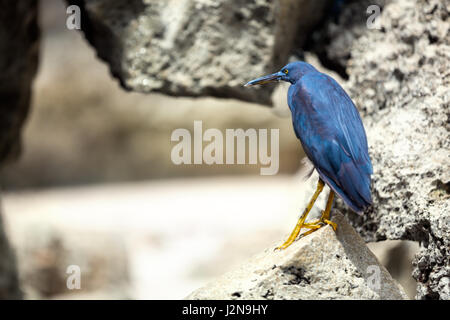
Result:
[290, 73, 373, 213]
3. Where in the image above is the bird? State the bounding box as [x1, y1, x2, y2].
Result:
[245, 61, 373, 250]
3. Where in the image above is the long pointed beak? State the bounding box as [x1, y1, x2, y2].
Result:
[244, 71, 283, 87]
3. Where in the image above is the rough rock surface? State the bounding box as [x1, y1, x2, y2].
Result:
[306, 0, 386, 78]
[69, 0, 328, 105]
[186, 212, 408, 300]
[328, 0, 450, 300]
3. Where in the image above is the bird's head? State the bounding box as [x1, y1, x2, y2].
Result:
[244, 61, 317, 87]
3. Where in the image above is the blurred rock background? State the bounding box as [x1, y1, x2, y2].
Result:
[0, 0, 436, 300]
[0, 0, 303, 189]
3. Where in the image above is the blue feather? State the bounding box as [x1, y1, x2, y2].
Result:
[288, 71, 372, 213]
[245, 61, 373, 214]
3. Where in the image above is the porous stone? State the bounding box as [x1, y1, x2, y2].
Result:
[68, 0, 328, 104]
[326, 0, 450, 300]
[306, 0, 386, 78]
[186, 212, 408, 300]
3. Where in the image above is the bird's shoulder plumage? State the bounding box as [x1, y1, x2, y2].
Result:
[288, 72, 373, 213]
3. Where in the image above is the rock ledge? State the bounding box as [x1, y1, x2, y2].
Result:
[187, 212, 408, 300]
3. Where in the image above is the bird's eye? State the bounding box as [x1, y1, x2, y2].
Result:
[283, 69, 289, 74]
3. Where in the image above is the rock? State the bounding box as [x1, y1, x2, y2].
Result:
[0, 202, 22, 299]
[0, 0, 40, 165]
[306, 0, 386, 78]
[11, 225, 130, 299]
[367, 240, 419, 299]
[69, 0, 328, 105]
[324, 0, 450, 300]
[0, 0, 40, 299]
[186, 212, 408, 300]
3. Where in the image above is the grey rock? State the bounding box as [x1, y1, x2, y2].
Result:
[69, 0, 328, 105]
[307, 0, 387, 78]
[186, 212, 408, 300]
[13, 226, 130, 299]
[328, 0, 450, 300]
[367, 240, 419, 299]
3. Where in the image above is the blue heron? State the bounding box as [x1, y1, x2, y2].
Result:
[245, 61, 372, 250]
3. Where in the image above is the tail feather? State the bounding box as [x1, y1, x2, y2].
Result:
[316, 166, 371, 214]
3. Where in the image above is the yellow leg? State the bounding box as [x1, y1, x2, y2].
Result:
[322, 190, 337, 231]
[302, 223, 322, 229]
[276, 179, 324, 250]
[298, 190, 337, 237]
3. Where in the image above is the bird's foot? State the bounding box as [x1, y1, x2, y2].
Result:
[275, 219, 338, 251]
[275, 180, 326, 251]
[276, 240, 301, 251]
[275, 225, 302, 251]
[301, 217, 337, 236]
[322, 219, 337, 231]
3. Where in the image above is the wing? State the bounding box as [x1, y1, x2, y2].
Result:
[289, 73, 373, 213]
